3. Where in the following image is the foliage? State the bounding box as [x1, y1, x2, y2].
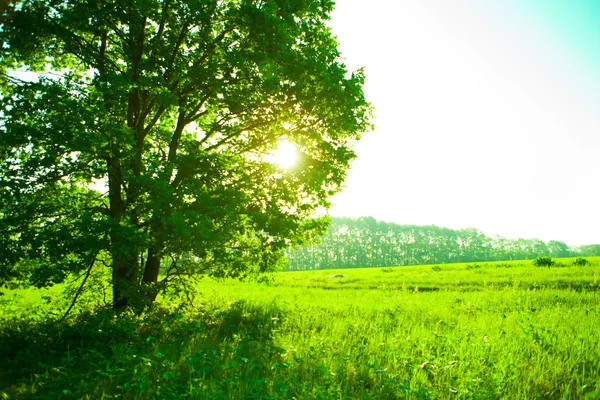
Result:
[573, 257, 590, 266]
[0, 0, 371, 308]
[579, 244, 600, 257]
[286, 217, 578, 270]
[2, 258, 599, 399]
[533, 256, 555, 267]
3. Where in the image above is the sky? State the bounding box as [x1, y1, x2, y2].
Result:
[326, 0, 600, 246]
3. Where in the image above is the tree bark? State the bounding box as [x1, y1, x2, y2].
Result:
[107, 155, 137, 309]
[142, 243, 163, 303]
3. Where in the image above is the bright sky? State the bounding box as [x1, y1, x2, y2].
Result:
[327, 0, 600, 246]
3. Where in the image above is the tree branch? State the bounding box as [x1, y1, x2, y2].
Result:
[59, 250, 99, 322]
[168, 109, 186, 165]
[142, 104, 168, 136]
[163, 22, 190, 81]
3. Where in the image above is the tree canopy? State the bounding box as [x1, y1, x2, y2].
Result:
[285, 217, 587, 270]
[0, 0, 372, 308]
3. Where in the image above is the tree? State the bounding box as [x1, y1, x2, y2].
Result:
[547, 240, 570, 258]
[284, 217, 581, 270]
[0, 0, 372, 308]
[578, 244, 600, 257]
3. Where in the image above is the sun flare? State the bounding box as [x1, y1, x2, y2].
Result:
[271, 140, 298, 169]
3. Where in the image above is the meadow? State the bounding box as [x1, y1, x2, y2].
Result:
[1, 257, 599, 399]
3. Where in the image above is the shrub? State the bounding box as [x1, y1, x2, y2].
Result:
[533, 256, 555, 267]
[573, 257, 590, 266]
[431, 265, 442, 272]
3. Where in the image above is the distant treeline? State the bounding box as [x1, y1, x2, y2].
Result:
[284, 217, 600, 270]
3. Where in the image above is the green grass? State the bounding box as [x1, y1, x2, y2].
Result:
[1, 257, 599, 399]
[274, 258, 600, 292]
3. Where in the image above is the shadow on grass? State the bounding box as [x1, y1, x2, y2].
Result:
[0, 300, 287, 399]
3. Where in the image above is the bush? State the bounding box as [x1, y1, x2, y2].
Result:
[533, 256, 555, 267]
[573, 257, 590, 266]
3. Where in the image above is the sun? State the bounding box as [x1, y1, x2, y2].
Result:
[270, 140, 298, 169]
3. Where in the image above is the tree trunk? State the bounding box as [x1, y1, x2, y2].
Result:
[111, 248, 135, 309]
[107, 155, 138, 309]
[142, 243, 163, 303]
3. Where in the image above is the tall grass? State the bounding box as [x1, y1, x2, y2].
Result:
[1, 257, 598, 399]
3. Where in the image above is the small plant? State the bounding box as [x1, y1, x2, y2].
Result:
[533, 256, 555, 267]
[431, 265, 442, 272]
[257, 274, 275, 285]
[573, 257, 590, 266]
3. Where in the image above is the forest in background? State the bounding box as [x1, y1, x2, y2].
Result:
[285, 216, 600, 270]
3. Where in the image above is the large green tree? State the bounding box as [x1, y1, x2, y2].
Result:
[0, 0, 371, 308]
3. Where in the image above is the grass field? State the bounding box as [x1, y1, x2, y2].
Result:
[1, 257, 599, 399]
